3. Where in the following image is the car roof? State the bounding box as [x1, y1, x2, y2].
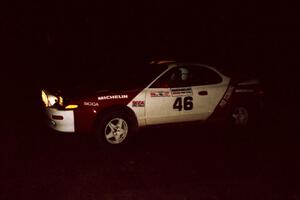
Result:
[149, 60, 224, 74]
[149, 60, 177, 65]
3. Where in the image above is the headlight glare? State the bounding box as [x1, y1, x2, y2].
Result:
[41, 90, 63, 107]
[41, 90, 48, 106]
[48, 95, 58, 106]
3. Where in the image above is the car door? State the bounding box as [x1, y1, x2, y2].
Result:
[144, 65, 230, 125]
[187, 65, 230, 120]
[145, 66, 206, 125]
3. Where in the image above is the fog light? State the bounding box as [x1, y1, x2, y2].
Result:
[50, 120, 56, 126]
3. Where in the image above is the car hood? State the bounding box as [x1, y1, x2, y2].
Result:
[44, 81, 142, 101]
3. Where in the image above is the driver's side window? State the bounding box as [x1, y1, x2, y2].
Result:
[150, 67, 191, 88]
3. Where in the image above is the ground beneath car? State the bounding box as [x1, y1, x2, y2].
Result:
[1, 100, 299, 200]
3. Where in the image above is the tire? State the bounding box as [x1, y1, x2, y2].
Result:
[231, 105, 250, 127]
[230, 103, 261, 128]
[227, 104, 264, 144]
[96, 109, 137, 146]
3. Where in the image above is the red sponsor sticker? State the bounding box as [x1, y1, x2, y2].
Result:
[132, 100, 145, 107]
[150, 91, 170, 97]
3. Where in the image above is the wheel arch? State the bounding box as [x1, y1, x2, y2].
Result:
[92, 105, 138, 133]
[231, 93, 261, 110]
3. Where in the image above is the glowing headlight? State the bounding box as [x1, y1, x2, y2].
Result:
[41, 90, 48, 106]
[41, 90, 63, 107]
[48, 94, 58, 106]
[58, 96, 63, 106]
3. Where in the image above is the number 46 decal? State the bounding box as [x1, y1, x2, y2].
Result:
[173, 97, 193, 111]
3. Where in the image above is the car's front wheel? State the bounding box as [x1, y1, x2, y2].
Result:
[96, 110, 137, 146]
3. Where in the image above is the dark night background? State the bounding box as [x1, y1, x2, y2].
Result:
[2, 1, 299, 105]
[1, 1, 300, 199]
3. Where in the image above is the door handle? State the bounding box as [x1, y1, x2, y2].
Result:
[198, 91, 208, 96]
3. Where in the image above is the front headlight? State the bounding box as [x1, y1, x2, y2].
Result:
[41, 90, 48, 106]
[47, 94, 58, 106]
[41, 90, 63, 107]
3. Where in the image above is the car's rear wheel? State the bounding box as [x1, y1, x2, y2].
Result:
[229, 103, 261, 129]
[96, 110, 137, 146]
[232, 106, 249, 126]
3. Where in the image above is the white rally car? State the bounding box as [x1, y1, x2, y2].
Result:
[41, 61, 264, 145]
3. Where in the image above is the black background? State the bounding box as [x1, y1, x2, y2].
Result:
[1, 1, 299, 106]
[2, 1, 299, 117]
[2, 1, 299, 107]
[1, 1, 300, 199]
[2, 1, 299, 82]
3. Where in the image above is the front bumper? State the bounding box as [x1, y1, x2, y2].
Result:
[45, 107, 75, 132]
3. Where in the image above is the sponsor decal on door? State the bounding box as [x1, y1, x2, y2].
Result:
[132, 100, 145, 107]
[171, 88, 193, 97]
[150, 91, 170, 97]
